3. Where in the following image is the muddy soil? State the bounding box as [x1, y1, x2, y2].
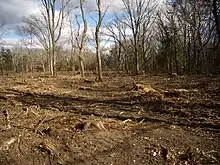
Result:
[0, 74, 219, 165]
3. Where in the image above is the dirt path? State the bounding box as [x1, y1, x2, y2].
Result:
[0, 75, 219, 165]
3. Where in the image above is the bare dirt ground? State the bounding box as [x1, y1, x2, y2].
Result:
[0, 74, 219, 165]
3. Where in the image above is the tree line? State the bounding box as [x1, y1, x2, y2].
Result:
[0, 0, 219, 79]
[106, 0, 220, 75]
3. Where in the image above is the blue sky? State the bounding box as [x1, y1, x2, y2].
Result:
[0, 0, 164, 49]
[0, 0, 122, 47]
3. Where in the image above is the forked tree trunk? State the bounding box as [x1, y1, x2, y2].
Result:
[77, 0, 87, 77]
[95, 0, 104, 81]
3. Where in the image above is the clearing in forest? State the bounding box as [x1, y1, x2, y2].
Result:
[0, 75, 219, 165]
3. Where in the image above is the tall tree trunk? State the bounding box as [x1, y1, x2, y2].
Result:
[0, 60, 4, 76]
[134, 54, 139, 75]
[187, 29, 191, 73]
[95, 0, 104, 81]
[26, 62, 28, 73]
[50, 52, 54, 76]
[71, 55, 76, 76]
[212, 0, 220, 43]
[118, 45, 122, 73]
[42, 61, 45, 73]
[96, 32, 103, 81]
[79, 54, 85, 77]
[77, 0, 87, 77]
[22, 56, 24, 76]
[132, 39, 139, 75]
[30, 56, 33, 74]
[52, 47, 56, 76]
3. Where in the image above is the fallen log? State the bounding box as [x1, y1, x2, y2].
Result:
[131, 84, 156, 93]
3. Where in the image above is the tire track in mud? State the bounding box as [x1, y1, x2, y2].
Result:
[2, 89, 220, 132]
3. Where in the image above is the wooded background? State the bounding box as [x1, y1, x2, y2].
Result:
[0, 0, 219, 78]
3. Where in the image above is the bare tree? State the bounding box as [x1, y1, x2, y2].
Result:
[23, 15, 51, 72]
[153, 0, 220, 74]
[17, 26, 35, 75]
[41, 0, 71, 76]
[94, 0, 108, 81]
[23, 0, 70, 76]
[105, 0, 157, 75]
[67, 6, 76, 75]
[121, 0, 157, 75]
[105, 18, 131, 73]
[74, 0, 87, 77]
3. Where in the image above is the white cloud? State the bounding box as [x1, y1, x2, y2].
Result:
[1, 0, 166, 50]
[0, 38, 19, 47]
[0, 0, 40, 25]
[0, 37, 43, 50]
